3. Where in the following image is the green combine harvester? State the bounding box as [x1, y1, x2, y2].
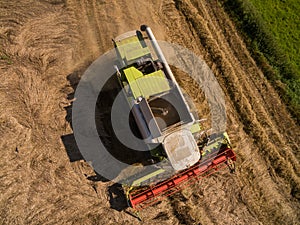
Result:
[112, 25, 236, 210]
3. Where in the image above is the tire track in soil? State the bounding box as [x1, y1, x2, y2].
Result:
[200, 0, 300, 164]
[207, 1, 299, 149]
[202, 0, 299, 173]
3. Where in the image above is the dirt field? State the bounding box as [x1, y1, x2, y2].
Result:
[1, 0, 299, 224]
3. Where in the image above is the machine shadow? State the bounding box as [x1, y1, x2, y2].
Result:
[61, 64, 151, 211]
[61, 133, 83, 162]
[108, 183, 128, 211]
[61, 66, 85, 162]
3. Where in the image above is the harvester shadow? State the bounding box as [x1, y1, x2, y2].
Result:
[108, 183, 128, 211]
[95, 81, 153, 166]
[62, 65, 152, 166]
[61, 133, 83, 162]
[61, 66, 86, 162]
[61, 64, 151, 211]
[86, 171, 110, 182]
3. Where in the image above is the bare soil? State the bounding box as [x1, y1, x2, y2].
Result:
[0, 0, 299, 224]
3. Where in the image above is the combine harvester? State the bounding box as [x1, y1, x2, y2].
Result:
[112, 25, 236, 211]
